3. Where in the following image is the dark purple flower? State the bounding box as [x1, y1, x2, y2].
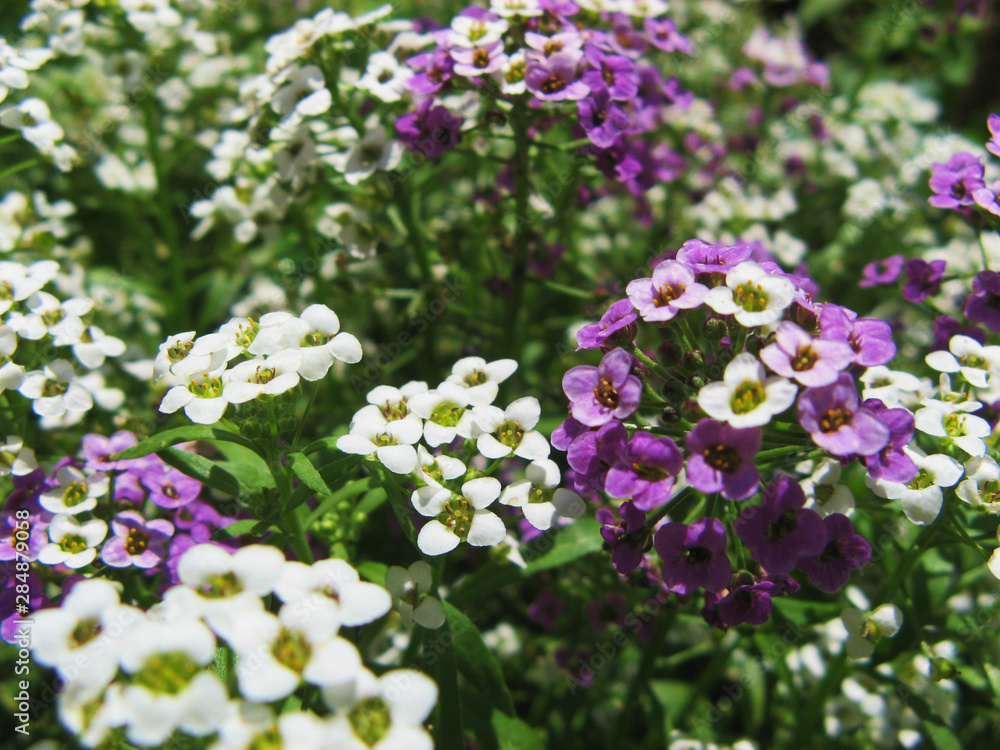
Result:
[605, 432, 683, 511]
[585, 591, 626, 632]
[644, 18, 692, 54]
[577, 86, 632, 148]
[654, 517, 732, 595]
[406, 47, 454, 95]
[988, 113, 1000, 158]
[567, 420, 628, 495]
[734, 475, 827, 575]
[675, 238, 753, 277]
[928, 152, 985, 209]
[797, 374, 889, 457]
[858, 255, 904, 288]
[552, 416, 589, 450]
[902, 258, 947, 304]
[597, 501, 648, 575]
[100, 511, 174, 569]
[796, 514, 870, 593]
[582, 49, 638, 101]
[860, 399, 918, 483]
[576, 299, 638, 351]
[81, 431, 138, 472]
[965, 271, 1000, 333]
[759, 321, 854, 387]
[621, 141, 684, 195]
[562, 348, 642, 427]
[716, 578, 777, 626]
[931, 315, 986, 351]
[2, 571, 46, 644]
[528, 589, 564, 628]
[395, 100, 463, 160]
[525, 51, 589, 101]
[143, 464, 201, 509]
[684, 419, 761, 501]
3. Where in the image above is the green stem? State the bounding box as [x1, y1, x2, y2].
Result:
[504, 94, 531, 356]
[877, 524, 936, 605]
[292, 383, 319, 450]
[0, 158, 38, 180]
[630, 345, 675, 384]
[609, 606, 675, 744]
[755, 444, 815, 461]
[284, 505, 314, 564]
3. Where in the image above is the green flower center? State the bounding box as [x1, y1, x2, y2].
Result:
[423, 462, 445, 484]
[505, 59, 526, 83]
[730, 380, 765, 414]
[252, 366, 277, 385]
[960, 353, 985, 369]
[0, 281, 12, 301]
[943, 413, 963, 437]
[429, 400, 464, 427]
[273, 629, 312, 674]
[59, 533, 88, 555]
[248, 729, 283, 750]
[980, 480, 1000, 504]
[188, 377, 223, 399]
[380, 400, 409, 421]
[439, 495, 474, 540]
[349, 696, 392, 746]
[861, 619, 883, 643]
[464, 370, 488, 386]
[374, 432, 397, 447]
[235, 319, 258, 349]
[167, 341, 192, 362]
[529, 486, 554, 504]
[62, 481, 90, 507]
[734, 282, 769, 313]
[908, 468, 935, 491]
[303, 331, 333, 347]
[42, 380, 67, 397]
[199, 571, 242, 599]
[133, 652, 201, 694]
[468, 21, 487, 42]
[72, 618, 103, 647]
[497, 419, 524, 448]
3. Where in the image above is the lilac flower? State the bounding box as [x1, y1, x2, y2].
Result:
[567, 420, 628, 495]
[143, 463, 202, 509]
[524, 30, 583, 58]
[728, 67, 758, 90]
[451, 40, 509, 77]
[928, 152, 985, 209]
[528, 589, 564, 628]
[734, 475, 827, 575]
[0, 511, 47, 562]
[577, 86, 632, 148]
[552, 416, 590, 450]
[796, 514, 871, 593]
[621, 141, 684, 195]
[675, 238, 752, 278]
[562, 348, 641, 427]
[858, 255, 904, 288]
[716, 578, 777, 627]
[605, 432, 683, 511]
[406, 47, 455, 95]
[582, 49, 637, 101]
[819, 306, 896, 367]
[597, 501, 647, 575]
[860, 399, 919, 484]
[576, 299, 638, 351]
[988, 113, 1000, 158]
[759, 321, 854, 387]
[80, 431, 138, 472]
[525, 51, 589, 101]
[625, 259, 709, 323]
[797, 374, 890, 457]
[965, 271, 1000, 333]
[902, 258, 946, 304]
[395, 101, 463, 160]
[972, 181, 1000, 216]
[100, 511, 174, 569]
[644, 18, 693, 54]
[684, 419, 762, 501]
[607, 14, 648, 58]
[654, 518, 732, 595]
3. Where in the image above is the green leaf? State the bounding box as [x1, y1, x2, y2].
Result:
[356, 561, 388, 586]
[523, 517, 604, 574]
[305, 476, 378, 526]
[984, 662, 1000, 707]
[492, 710, 544, 750]
[112, 425, 260, 461]
[159, 446, 246, 498]
[287, 455, 360, 513]
[288, 451, 333, 497]
[213, 519, 269, 540]
[213, 440, 275, 493]
[443, 602, 515, 716]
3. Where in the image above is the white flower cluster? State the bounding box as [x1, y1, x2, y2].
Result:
[30, 544, 438, 749]
[156, 303, 362, 425]
[1, 258, 125, 428]
[337, 357, 585, 556]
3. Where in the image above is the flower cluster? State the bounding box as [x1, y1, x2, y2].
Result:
[338, 356, 585, 556]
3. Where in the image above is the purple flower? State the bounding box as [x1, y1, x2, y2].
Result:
[734, 475, 827, 575]
[858, 255, 904, 288]
[607, 14, 648, 58]
[525, 51, 590, 101]
[797, 373, 889, 457]
[576, 299, 638, 351]
[988, 113, 1000, 158]
[928, 152, 985, 209]
[819, 307, 896, 367]
[796, 514, 870, 593]
[605, 432, 683, 511]
[716, 578, 777, 627]
[644, 18, 693, 54]
[562, 348, 642, 427]
[100, 510, 174, 569]
[406, 47, 455, 95]
[625, 259, 709, 323]
[759, 321, 854, 387]
[965, 271, 1000, 333]
[577, 86, 632, 148]
[552, 416, 590, 450]
[528, 589, 564, 628]
[81, 431, 138, 472]
[728, 67, 758, 91]
[567, 420, 628, 495]
[684, 419, 762, 501]
[0, 511, 48, 562]
[973, 181, 1000, 216]
[582, 49, 638, 101]
[675, 238, 752, 278]
[172, 498, 225, 532]
[860, 399, 918, 484]
[902, 258, 946, 304]
[143, 464, 202, 509]
[451, 41, 508, 77]
[597, 501, 648, 575]
[2, 571, 46, 644]
[931, 315, 986, 351]
[654, 517, 732, 595]
[395, 101, 463, 160]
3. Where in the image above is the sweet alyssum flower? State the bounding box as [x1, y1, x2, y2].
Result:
[385, 560, 445, 629]
[336, 404, 423, 474]
[100, 511, 174, 569]
[868, 447, 964, 525]
[626, 259, 709, 323]
[759, 321, 854, 387]
[411, 477, 506, 556]
[914, 400, 992, 457]
[797, 374, 889, 457]
[704, 260, 796, 327]
[841, 604, 903, 660]
[654, 517, 732, 595]
[956, 455, 1000, 512]
[684, 418, 762, 500]
[274, 558, 391, 627]
[605, 432, 684, 511]
[38, 514, 108, 569]
[575, 298, 638, 351]
[407, 383, 477, 447]
[18, 359, 93, 420]
[698, 353, 798, 429]
[597, 501, 648, 576]
[38, 464, 107, 515]
[928, 151, 985, 209]
[159, 366, 232, 425]
[499, 458, 586, 530]
[562, 347, 642, 427]
[795, 514, 871, 593]
[925, 334, 1000, 388]
[445, 356, 517, 405]
[525, 51, 590, 101]
[965, 271, 1000, 333]
[471, 396, 550, 460]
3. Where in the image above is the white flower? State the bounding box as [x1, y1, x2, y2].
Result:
[272, 64, 332, 120]
[0, 97, 64, 151]
[472, 396, 550, 460]
[925, 335, 1000, 389]
[69, 325, 127, 369]
[491, 0, 544, 18]
[18, 359, 93, 420]
[499, 459, 586, 530]
[0, 260, 49, 313]
[222, 350, 303, 404]
[177, 543, 287, 601]
[0, 40, 52, 104]
[412, 477, 506, 555]
[697, 353, 798, 428]
[914, 401, 992, 457]
[118, 618, 227, 746]
[384, 561, 445, 629]
[989, 548, 1000, 581]
[797, 457, 854, 516]
[159, 366, 232, 425]
[38, 514, 108, 569]
[867, 448, 964, 525]
[251, 304, 362, 379]
[8, 291, 91, 340]
[498, 48, 527, 95]
[445, 356, 517, 405]
[841, 605, 903, 661]
[356, 52, 412, 102]
[366, 381, 429, 419]
[212, 703, 332, 750]
[448, 16, 509, 48]
[703, 261, 796, 327]
[407, 382, 477, 447]
[415, 445, 466, 488]
[38, 465, 108, 515]
[330, 124, 403, 185]
[274, 558, 391, 627]
[337, 403, 423, 474]
[956, 455, 1000, 513]
[859, 366, 923, 408]
[120, 0, 183, 32]
[324, 668, 437, 749]
[0, 435, 37, 477]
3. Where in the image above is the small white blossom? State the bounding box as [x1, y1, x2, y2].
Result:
[867, 448, 964, 525]
[356, 52, 412, 102]
[704, 261, 796, 327]
[412, 477, 506, 555]
[324, 668, 437, 749]
[698, 353, 798, 428]
[445, 356, 517, 405]
[222, 350, 303, 404]
[38, 514, 108, 569]
[0, 435, 37, 476]
[18, 359, 94, 420]
[337, 404, 423, 474]
[408, 382, 477, 447]
[925, 335, 1000, 389]
[956, 455, 1000, 513]
[274, 558, 392, 627]
[39, 465, 108, 515]
[384, 561, 445, 629]
[499, 459, 585, 530]
[472, 396, 550, 460]
[841, 605, 903, 660]
[914, 401, 992, 456]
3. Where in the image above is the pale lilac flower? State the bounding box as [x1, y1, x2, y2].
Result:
[626, 260, 709, 323]
[562, 348, 641, 427]
[797, 374, 889, 457]
[759, 321, 854, 387]
[101, 511, 174, 568]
